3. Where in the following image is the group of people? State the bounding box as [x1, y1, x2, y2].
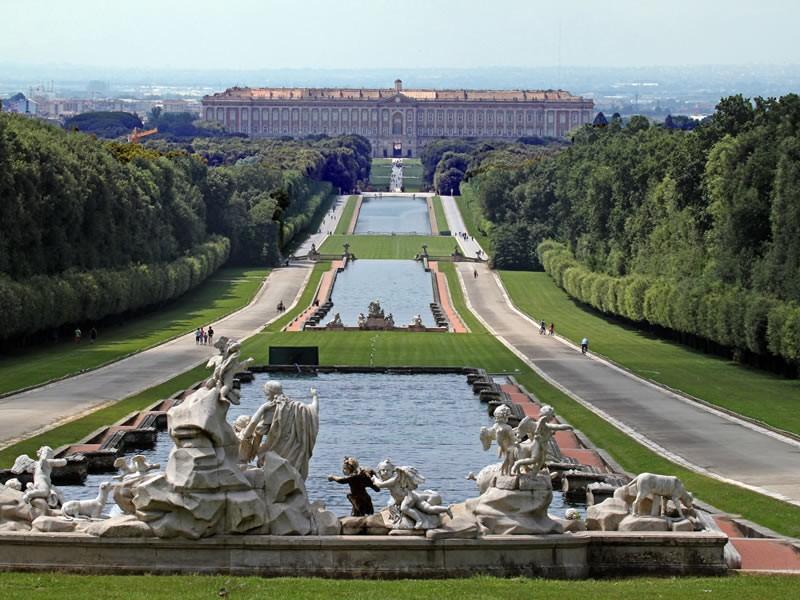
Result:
[537, 319, 590, 354]
[194, 326, 214, 345]
[73, 327, 97, 343]
[538, 320, 556, 336]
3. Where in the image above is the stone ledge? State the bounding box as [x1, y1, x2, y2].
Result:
[0, 531, 727, 579]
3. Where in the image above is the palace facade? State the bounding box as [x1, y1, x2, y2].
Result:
[201, 80, 594, 157]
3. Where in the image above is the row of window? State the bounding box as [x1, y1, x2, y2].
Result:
[207, 106, 588, 126]
[225, 123, 570, 137]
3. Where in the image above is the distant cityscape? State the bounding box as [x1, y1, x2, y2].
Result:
[3, 64, 800, 124]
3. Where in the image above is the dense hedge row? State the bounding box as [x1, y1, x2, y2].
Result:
[538, 241, 800, 362]
[0, 237, 230, 340]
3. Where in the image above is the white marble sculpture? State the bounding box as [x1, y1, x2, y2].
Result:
[511, 405, 573, 475]
[367, 299, 384, 319]
[384, 313, 395, 328]
[614, 473, 694, 518]
[357, 312, 367, 328]
[479, 404, 516, 475]
[112, 455, 160, 480]
[13, 446, 66, 508]
[205, 337, 253, 406]
[326, 312, 344, 328]
[372, 459, 452, 531]
[409, 314, 424, 328]
[62, 481, 112, 520]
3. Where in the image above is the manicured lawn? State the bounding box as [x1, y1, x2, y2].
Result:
[432, 195, 449, 233]
[456, 183, 493, 253]
[1, 573, 798, 599]
[319, 235, 456, 259]
[334, 196, 357, 235]
[0, 268, 269, 397]
[369, 159, 392, 190]
[499, 271, 800, 436]
[401, 158, 424, 192]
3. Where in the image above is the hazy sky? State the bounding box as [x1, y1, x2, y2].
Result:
[2, 0, 798, 70]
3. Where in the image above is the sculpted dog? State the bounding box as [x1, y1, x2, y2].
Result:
[614, 473, 693, 518]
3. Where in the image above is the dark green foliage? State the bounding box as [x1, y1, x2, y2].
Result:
[62, 111, 142, 138]
[0, 237, 230, 340]
[464, 95, 800, 368]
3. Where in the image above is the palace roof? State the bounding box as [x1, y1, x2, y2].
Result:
[205, 86, 587, 104]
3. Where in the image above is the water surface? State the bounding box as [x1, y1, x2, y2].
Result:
[355, 196, 431, 234]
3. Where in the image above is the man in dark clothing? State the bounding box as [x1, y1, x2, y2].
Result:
[328, 456, 379, 516]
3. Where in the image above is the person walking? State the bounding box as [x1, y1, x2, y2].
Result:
[473, 268, 478, 279]
[74, 328, 82, 344]
[89, 327, 98, 344]
[539, 320, 546, 335]
[581, 337, 589, 355]
[548, 323, 555, 336]
[207, 326, 214, 346]
[195, 328, 201, 345]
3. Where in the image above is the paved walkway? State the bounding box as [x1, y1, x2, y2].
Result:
[441, 195, 486, 260]
[0, 266, 316, 449]
[294, 195, 349, 256]
[454, 262, 800, 505]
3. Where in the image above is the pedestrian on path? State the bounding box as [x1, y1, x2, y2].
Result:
[89, 327, 97, 344]
[74, 328, 82, 343]
[473, 268, 478, 279]
[581, 337, 589, 355]
[539, 320, 546, 335]
[549, 323, 555, 336]
[207, 326, 214, 346]
[195, 328, 201, 345]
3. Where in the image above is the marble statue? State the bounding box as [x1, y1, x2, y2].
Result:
[12, 446, 66, 508]
[62, 481, 112, 520]
[367, 299, 384, 319]
[479, 404, 516, 475]
[409, 314, 424, 328]
[112, 455, 160, 480]
[205, 337, 253, 406]
[3, 478, 22, 491]
[234, 381, 320, 478]
[384, 313, 395, 328]
[372, 459, 452, 530]
[328, 456, 379, 517]
[326, 312, 344, 328]
[511, 405, 573, 475]
[357, 312, 367, 329]
[614, 473, 694, 518]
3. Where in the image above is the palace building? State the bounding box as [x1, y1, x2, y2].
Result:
[201, 80, 594, 158]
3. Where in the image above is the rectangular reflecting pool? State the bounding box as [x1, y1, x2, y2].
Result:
[355, 195, 431, 234]
[62, 372, 583, 518]
[330, 259, 435, 327]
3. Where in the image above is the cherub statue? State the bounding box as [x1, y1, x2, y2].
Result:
[479, 404, 516, 475]
[511, 405, 573, 474]
[112, 455, 160, 481]
[372, 458, 452, 530]
[328, 456, 379, 516]
[12, 446, 67, 507]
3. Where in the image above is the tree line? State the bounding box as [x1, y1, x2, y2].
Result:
[0, 114, 371, 342]
[445, 95, 800, 372]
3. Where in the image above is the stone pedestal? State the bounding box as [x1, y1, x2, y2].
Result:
[466, 473, 563, 535]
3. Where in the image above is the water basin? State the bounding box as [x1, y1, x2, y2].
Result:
[355, 196, 430, 234]
[61, 372, 585, 518]
[330, 259, 435, 326]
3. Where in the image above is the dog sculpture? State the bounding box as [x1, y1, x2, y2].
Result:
[614, 473, 693, 518]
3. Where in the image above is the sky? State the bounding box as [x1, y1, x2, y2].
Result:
[1, 0, 798, 70]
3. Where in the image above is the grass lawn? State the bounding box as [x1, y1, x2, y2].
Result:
[499, 271, 800, 436]
[1, 573, 798, 599]
[401, 158, 424, 192]
[369, 159, 392, 190]
[0, 268, 268, 397]
[456, 183, 493, 253]
[432, 195, 449, 233]
[334, 196, 357, 235]
[319, 234, 455, 259]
